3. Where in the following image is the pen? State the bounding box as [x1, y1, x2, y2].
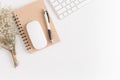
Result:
[44, 10, 53, 43]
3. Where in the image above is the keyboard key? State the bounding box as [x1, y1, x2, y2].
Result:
[67, 10, 72, 14]
[55, 5, 62, 11]
[75, 0, 80, 4]
[57, 8, 66, 14]
[62, 2, 66, 7]
[59, 14, 64, 19]
[66, 5, 71, 9]
[63, 12, 68, 16]
[77, 0, 89, 8]
[52, 1, 59, 6]
[58, 0, 63, 3]
[50, 0, 55, 3]
[66, 0, 71, 4]
[72, 7, 77, 11]
[71, 0, 75, 2]
[70, 3, 75, 7]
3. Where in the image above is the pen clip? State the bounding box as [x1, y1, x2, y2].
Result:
[45, 10, 50, 23]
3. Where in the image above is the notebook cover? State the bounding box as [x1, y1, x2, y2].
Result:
[13, 0, 60, 53]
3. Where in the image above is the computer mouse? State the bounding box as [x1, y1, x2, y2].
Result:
[26, 20, 47, 49]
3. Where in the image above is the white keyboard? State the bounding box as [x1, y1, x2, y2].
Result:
[49, 0, 90, 19]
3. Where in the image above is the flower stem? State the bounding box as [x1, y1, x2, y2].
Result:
[10, 50, 18, 68]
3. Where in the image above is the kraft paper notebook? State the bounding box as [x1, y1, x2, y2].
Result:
[13, 0, 60, 53]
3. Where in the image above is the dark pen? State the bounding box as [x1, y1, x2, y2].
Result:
[44, 10, 53, 43]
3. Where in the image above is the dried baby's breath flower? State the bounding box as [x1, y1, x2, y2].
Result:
[0, 8, 18, 67]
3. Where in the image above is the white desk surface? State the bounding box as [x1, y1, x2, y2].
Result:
[0, 0, 120, 80]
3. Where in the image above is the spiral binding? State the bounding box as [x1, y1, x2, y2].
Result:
[13, 14, 31, 50]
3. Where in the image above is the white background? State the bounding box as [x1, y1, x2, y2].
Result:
[0, 0, 120, 80]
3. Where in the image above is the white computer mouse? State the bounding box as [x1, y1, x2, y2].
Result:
[26, 20, 47, 49]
